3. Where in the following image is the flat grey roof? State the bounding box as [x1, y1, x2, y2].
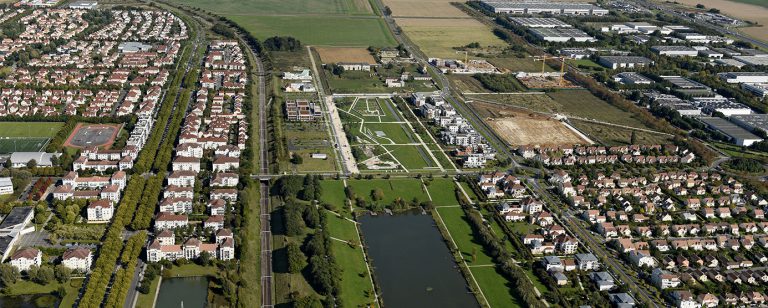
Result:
[661, 76, 709, 89]
[700, 117, 762, 140]
[510, 17, 572, 28]
[0, 207, 32, 229]
[531, 27, 593, 38]
[483, 1, 606, 11]
[0, 177, 10, 187]
[599, 56, 653, 64]
[730, 114, 768, 132]
[651, 45, 698, 52]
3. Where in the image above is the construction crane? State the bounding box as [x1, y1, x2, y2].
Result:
[533, 55, 567, 86]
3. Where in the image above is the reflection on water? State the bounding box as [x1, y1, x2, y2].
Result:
[0, 294, 60, 308]
[156, 276, 208, 308]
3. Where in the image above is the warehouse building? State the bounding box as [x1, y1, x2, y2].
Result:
[699, 117, 763, 146]
[510, 17, 572, 28]
[734, 56, 768, 67]
[530, 28, 596, 42]
[612, 72, 654, 85]
[730, 114, 768, 134]
[0, 207, 34, 262]
[694, 98, 752, 117]
[742, 83, 768, 98]
[651, 46, 698, 57]
[661, 76, 710, 90]
[597, 56, 653, 69]
[480, 1, 608, 15]
[718, 72, 768, 84]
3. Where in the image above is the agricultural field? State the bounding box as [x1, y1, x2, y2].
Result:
[382, 0, 468, 17]
[448, 75, 491, 93]
[396, 18, 506, 58]
[0, 122, 63, 153]
[467, 94, 560, 113]
[168, 0, 374, 16]
[546, 90, 651, 129]
[227, 15, 396, 47]
[338, 97, 444, 172]
[316, 47, 377, 65]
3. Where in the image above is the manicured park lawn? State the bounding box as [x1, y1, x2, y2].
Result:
[470, 266, 523, 308]
[346, 178, 429, 205]
[2, 278, 82, 307]
[325, 213, 376, 307]
[0, 122, 63, 137]
[435, 207, 493, 265]
[458, 182, 479, 203]
[163, 264, 217, 278]
[363, 122, 415, 144]
[425, 178, 459, 206]
[227, 15, 396, 47]
[384, 145, 435, 170]
[135, 275, 160, 308]
[319, 180, 347, 206]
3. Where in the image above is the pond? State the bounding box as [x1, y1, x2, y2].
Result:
[0, 294, 60, 308]
[155, 276, 209, 308]
[359, 212, 480, 308]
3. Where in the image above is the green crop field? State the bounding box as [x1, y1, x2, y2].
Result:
[546, 90, 650, 129]
[347, 178, 429, 204]
[168, 0, 374, 15]
[227, 15, 396, 47]
[0, 122, 63, 137]
[426, 178, 459, 206]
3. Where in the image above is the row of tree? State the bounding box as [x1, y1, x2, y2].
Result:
[103, 231, 147, 307]
[276, 175, 323, 202]
[130, 174, 164, 230]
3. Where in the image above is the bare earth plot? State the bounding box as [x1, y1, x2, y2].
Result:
[472, 101, 588, 146]
[383, 0, 468, 17]
[315, 47, 377, 64]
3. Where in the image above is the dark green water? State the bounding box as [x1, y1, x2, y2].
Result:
[155, 276, 208, 308]
[0, 294, 60, 308]
[359, 212, 480, 308]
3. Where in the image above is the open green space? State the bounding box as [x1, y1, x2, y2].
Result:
[435, 206, 493, 265]
[2, 278, 83, 307]
[546, 90, 650, 129]
[470, 266, 523, 308]
[727, 0, 768, 9]
[425, 178, 459, 206]
[571, 119, 673, 146]
[227, 15, 396, 47]
[360, 122, 414, 144]
[346, 178, 429, 204]
[0, 122, 63, 138]
[325, 213, 376, 307]
[384, 145, 435, 170]
[168, 0, 374, 16]
[163, 264, 218, 278]
[135, 276, 160, 308]
[319, 180, 347, 206]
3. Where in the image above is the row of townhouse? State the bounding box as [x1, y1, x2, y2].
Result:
[89, 10, 188, 42]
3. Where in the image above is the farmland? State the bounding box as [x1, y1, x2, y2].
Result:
[396, 18, 506, 58]
[316, 47, 377, 64]
[382, 0, 469, 17]
[227, 15, 396, 47]
[167, 0, 374, 16]
[546, 90, 652, 129]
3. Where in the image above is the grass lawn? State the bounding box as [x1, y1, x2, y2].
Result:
[384, 145, 435, 170]
[435, 207, 493, 265]
[361, 122, 415, 144]
[346, 178, 429, 204]
[325, 213, 376, 307]
[163, 264, 218, 278]
[227, 15, 396, 47]
[546, 90, 650, 129]
[236, 182, 261, 307]
[60, 278, 84, 308]
[570, 59, 603, 69]
[524, 267, 548, 292]
[0, 122, 63, 137]
[319, 180, 347, 206]
[288, 150, 337, 172]
[135, 275, 160, 308]
[459, 182, 479, 203]
[470, 266, 523, 308]
[425, 178, 459, 206]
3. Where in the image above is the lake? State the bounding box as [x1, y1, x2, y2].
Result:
[155, 276, 209, 308]
[359, 212, 480, 308]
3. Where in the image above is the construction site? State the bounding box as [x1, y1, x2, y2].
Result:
[514, 56, 580, 89]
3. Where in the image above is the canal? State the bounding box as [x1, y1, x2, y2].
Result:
[359, 212, 480, 308]
[155, 276, 209, 308]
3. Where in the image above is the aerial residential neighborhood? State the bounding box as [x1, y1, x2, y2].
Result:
[0, 0, 766, 307]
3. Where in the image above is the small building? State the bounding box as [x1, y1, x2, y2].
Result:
[719, 72, 768, 84]
[598, 56, 653, 69]
[609, 293, 636, 308]
[10, 247, 41, 271]
[0, 177, 13, 195]
[61, 247, 92, 272]
[613, 72, 654, 85]
[9, 152, 60, 168]
[590, 271, 616, 291]
[87, 200, 114, 223]
[651, 46, 698, 57]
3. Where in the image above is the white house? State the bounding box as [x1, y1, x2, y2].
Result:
[154, 212, 189, 230]
[87, 200, 114, 222]
[10, 247, 41, 271]
[61, 247, 92, 272]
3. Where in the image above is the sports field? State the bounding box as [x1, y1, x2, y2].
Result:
[338, 97, 444, 172]
[396, 18, 506, 58]
[0, 122, 62, 153]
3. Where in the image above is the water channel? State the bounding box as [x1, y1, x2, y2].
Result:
[359, 211, 480, 308]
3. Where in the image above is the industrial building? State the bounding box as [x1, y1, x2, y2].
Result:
[694, 98, 752, 117]
[480, 1, 608, 15]
[734, 56, 768, 67]
[510, 17, 571, 28]
[0, 207, 34, 262]
[661, 76, 710, 90]
[68, 0, 97, 9]
[699, 117, 763, 146]
[718, 72, 768, 84]
[651, 46, 698, 57]
[530, 28, 596, 42]
[0, 177, 12, 195]
[742, 83, 768, 98]
[597, 56, 653, 69]
[612, 72, 654, 85]
[730, 114, 768, 134]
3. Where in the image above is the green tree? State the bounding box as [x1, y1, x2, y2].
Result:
[286, 242, 307, 273]
[27, 159, 37, 169]
[54, 264, 71, 283]
[0, 263, 19, 287]
[35, 265, 54, 284]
